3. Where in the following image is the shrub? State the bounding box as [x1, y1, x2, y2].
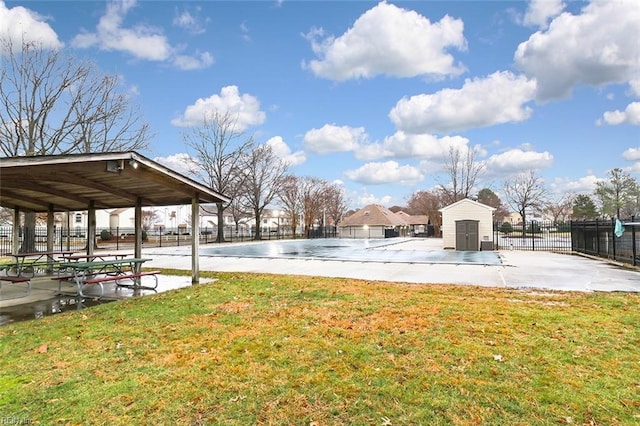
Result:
[499, 222, 513, 233]
[100, 229, 112, 241]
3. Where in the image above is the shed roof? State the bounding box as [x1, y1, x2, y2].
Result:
[340, 204, 409, 227]
[0, 151, 229, 213]
[438, 198, 496, 213]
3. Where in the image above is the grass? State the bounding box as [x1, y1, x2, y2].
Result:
[1, 270, 639, 425]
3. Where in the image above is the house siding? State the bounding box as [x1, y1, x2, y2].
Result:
[339, 225, 386, 239]
[441, 200, 494, 249]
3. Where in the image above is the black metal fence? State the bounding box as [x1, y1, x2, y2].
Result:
[493, 218, 640, 267]
[493, 220, 572, 252]
[571, 217, 639, 267]
[0, 226, 299, 255]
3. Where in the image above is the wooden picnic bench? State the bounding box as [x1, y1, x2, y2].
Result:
[57, 258, 159, 299]
[0, 275, 32, 299]
[4, 251, 73, 278]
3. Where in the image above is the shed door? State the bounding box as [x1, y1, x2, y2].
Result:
[455, 220, 479, 251]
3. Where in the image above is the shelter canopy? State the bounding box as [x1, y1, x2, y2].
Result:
[0, 151, 229, 212]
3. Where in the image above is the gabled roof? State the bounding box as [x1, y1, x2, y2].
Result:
[395, 210, 429, 225]
[0, 151, 229, 213]
[339, 204, 409, 227]
[438, 198, 496, 213]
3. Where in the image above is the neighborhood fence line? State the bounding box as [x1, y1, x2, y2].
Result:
[0, 226, 300, 254]
[570, 217, 639, 267]
[493, 220, 572, 252]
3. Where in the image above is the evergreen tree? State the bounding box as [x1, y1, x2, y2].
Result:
[572, 194, 599, 220]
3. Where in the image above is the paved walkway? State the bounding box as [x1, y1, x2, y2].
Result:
[144, 239, 640, 293]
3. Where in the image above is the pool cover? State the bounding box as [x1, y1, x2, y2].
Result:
[195, 238, 503, 265]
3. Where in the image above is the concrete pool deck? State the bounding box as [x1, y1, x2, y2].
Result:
[1, 238, 638, 325]
[144, 238, 640, 293]
[2, 238, 638, 310]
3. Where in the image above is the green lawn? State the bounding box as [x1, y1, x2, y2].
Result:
[1, 271, 639, 425]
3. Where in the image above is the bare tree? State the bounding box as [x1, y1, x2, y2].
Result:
[543, 193, 575, 224]
[227, 196, 251, 237]
[241, 143, 289, 240]
[0, 37, 150, 156]
[439, 146, 485, 205]
[278, 175, 303, 238]
[323, 182, 349, 231]
[503, 170, 547, 229]
[0, 37, 151, 252]
[407, 190, 444, 236]
[141, 210, 159, 231]
[182, 111, 254, 242]
[300, 177, 329, 237]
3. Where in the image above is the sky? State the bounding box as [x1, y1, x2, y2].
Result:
[1, 0, 639, 210]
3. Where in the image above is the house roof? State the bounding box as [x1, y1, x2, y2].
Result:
[0, 151, 230, 213]
[395, 210, 429, 225]
[438, 198, 496, 213]
[339, 204, 409, 227]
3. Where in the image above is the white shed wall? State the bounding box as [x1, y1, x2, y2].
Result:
[441, 201, 493, 249]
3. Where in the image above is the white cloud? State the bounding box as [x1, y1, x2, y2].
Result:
[240, 21, 251, 42]
[623, 147, 640, 161]
[303, 1, 466, 81]
[173, 51, 214, 71]
[173, 8, 207, 35]
[522, 0, 565, 29]
[0, 1, 63, 53]
[356, 131, 470, 161]
[265, 136, 306, 167]
[515, 0, 640, 101]
[484, 148, 554, 176]
[345, 161, 423, 185]
[552, 174, 601, 194]
[154, 153, 198, 178]
[597, 102, 640, 126]
[303, 124, 368, 154]
[171, 85, 266, 130]
[352, 190, 395, 209]
[626, 162, 640, 174]
[71, 0, 213, 70]
[389, 71, 536, 134]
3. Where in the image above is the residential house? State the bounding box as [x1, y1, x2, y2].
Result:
[394, 211, 431, 236]
[338, 204, 409, 238]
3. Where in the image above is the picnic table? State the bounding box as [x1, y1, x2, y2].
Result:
[61, 253, 132, 263]
[57, 257, 159, 299]
[3, 250, 74, 278]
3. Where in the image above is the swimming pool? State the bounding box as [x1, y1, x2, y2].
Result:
[188, 238, 502, 265]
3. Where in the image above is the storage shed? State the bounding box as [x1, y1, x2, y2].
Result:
[439, 198, 495, 250]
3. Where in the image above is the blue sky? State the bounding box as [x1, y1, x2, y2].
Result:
[2, 0, 639, 209]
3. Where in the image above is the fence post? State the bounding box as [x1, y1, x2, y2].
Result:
[611, 218, 616, 261]
[632, 215, 637, 267]
[531, 221, 535, 251]
[595, 219, 600, 256]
